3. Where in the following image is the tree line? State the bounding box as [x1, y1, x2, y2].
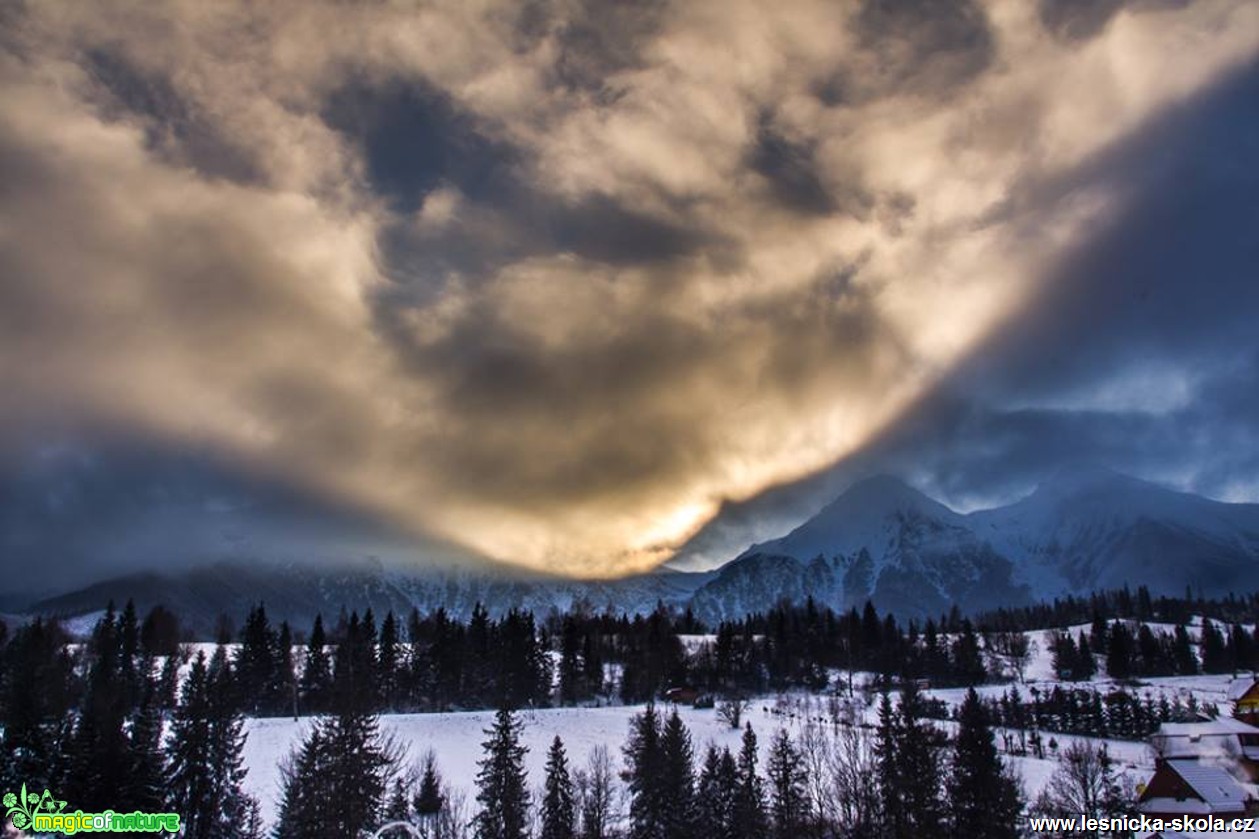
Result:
[280, 682, 1029, 839]
[0, 603, 262, 837]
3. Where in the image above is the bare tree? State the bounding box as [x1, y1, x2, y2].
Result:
[717, 696, 749, 729]
[991, 631, 1036, 683]
[797, 718, 834, 829]
[828, 721, 880, 835]
[1029, 741, 1126, 837]
[434, 786, 469, 839]
[574, 744, 618, 839]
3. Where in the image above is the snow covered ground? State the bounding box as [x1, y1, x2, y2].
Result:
[232, 618, 1256, 830]
[237, 682, 1211, 831]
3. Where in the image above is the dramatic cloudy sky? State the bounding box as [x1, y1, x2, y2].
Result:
[1, 0, 1257, 587]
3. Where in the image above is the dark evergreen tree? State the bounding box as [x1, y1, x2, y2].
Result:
[733, 724, 768, 839]
[1051, 633, 1080, 681]
[765, 728, 807, 838]
[118, 599, 143, 711]
[384, 777, 411, 825]
[1075, 633, 1097, 680]
[659, 710, 697, 839]
[889, 683, 946, 835]
[414, 750, 445, 821]
[696, 746, 738, 839]
[65, 605, 129, 810]
[273, 721, 333, 837]
[625, 703, 665, 839]
[1201, 619, 1230, 674]
[236, 603, 282, 715]
[1106, 622, 1133, 680]
[168, 648, 257, 839]
[947, 688, 1023, 839]
[1229, 624, 1254, 672]
[541, 736, 577, 839]
[875, 691, 903, 837]
[1173, 625, 1198, 675]
[276, 614, 395, 837]
[275, 621, 296, 718]
[378, 611, 402, 712]
[299, 614, 332, 715]
[474, 708, 531, 839]
[496, 609, 551, 709]
[0, 618, 74, 793]
[123, 677, 167, 813]
[467, 604, 494, 706]
[951, 621, 987, 686]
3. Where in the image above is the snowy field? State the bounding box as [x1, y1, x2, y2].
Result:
[238, 671, 1234, 832]
[58, 614, 1248, 831]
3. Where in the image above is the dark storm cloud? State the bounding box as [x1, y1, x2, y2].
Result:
[905, 58, 1259, 503]
[0, 433, 472, 596]
[3, 0, 1258, 578]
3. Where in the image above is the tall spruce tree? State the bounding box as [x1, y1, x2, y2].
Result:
[765, 728, 807, 838]
[167, 647, 258, 839]
[273, 721, 334, 837]
[875, 691, 903, 837]
[275, 613, 394, 837]
[414, 750, 446, 823]
[1201, 619, 1230, 673]
[236, 603, 281, 715]
[947, 688, 1023, 839]
[659, 710, 697, 839]
[65, 605, 129, 810]
[733, 724, 767, 839]
[123, 676, 167, 813]
[625, 703, 665, 839]
[895, 681, 946, 835]
[167, 652, 214, 833]
[378, 611, 402, 712]
[299, 614, 332, 715]
[541, 736, 577, 839]
[0, 618, 74, 793]
[696, 746, 738, 839]
[474, 708, 531, 839]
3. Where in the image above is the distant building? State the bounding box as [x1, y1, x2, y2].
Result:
[663, 686, 700, 705]
[1137, 758, 1256, 820]
[1227, 677, 1259, 727]
[1150, 718, 1259, 781]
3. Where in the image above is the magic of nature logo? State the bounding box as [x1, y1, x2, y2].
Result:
[3, 782, 180, 834]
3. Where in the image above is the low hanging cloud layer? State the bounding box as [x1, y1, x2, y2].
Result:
[2, 0, 1257, 580]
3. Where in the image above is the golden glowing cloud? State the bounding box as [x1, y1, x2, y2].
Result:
[1, 0, 1256, 576]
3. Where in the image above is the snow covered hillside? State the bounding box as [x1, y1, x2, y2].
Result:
[691, 468, 1259, 621]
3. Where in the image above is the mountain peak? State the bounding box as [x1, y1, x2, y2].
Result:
[738, 474, 959, 563]
[823, 474, 947, 518]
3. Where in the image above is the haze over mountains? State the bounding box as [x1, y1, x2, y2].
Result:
[22, 468, 1259, 632]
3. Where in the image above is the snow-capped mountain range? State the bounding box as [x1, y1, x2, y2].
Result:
[23, 468, 1259, 630]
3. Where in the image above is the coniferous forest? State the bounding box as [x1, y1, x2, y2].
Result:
[2, 585, 1257, 836]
